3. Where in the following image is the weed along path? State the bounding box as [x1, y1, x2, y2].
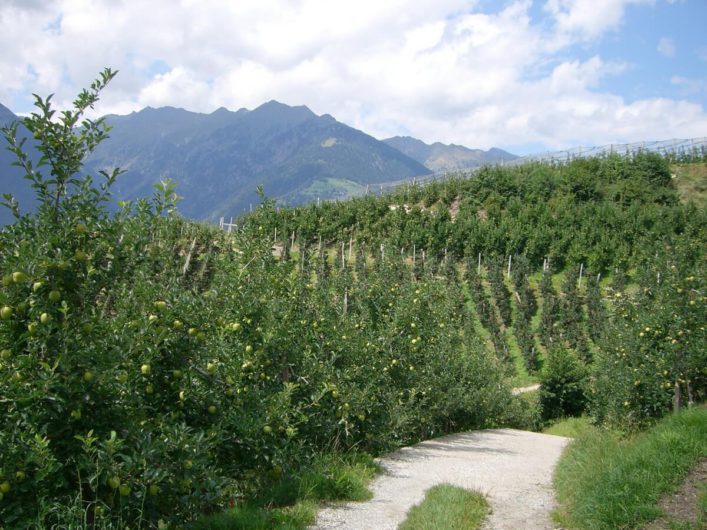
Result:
[311, 429, 570, 530]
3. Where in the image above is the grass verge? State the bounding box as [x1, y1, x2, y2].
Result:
[543, 416, 595, 438]
[190, 453, 379, 530]
[398, 484, 489, 530]
[553, 406, 707, 530]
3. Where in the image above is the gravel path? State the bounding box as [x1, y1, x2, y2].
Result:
[311, 429, 570, 530]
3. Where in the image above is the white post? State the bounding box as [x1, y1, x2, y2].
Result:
[341, 241, 345, 270]
[348, 236, 353, 262]
[507, 255, 512, 278]
[478, 252, 482, 275]
[578, 263, 584, 289]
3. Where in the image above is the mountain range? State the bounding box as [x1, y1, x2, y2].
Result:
[0, 103, 39, 225]
[0, 100, 516, 223]
[382, 136, 517, 173]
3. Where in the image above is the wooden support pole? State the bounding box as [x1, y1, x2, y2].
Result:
[578, 263, 584, 289]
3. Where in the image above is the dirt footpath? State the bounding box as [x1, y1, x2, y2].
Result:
[311, 429, 570, 530]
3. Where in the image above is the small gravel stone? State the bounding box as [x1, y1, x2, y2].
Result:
[311, 429, 570, 530]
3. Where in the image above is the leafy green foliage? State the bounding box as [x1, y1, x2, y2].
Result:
[0, 71, 515, 528]
[1, 69, 704, 528]
[539, 348, 588, 421]
[590, 236, 706, 430]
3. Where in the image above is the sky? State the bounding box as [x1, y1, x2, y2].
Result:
[0, 0, 705, 155]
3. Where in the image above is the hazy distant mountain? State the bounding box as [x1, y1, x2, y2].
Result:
[0, 103, 39, 225]
[85, 101, 431, 220]
[383, 136, 517, 172]
[3, 100, 517, 225]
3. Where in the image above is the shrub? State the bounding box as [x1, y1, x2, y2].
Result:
[539, 348, 588, 422]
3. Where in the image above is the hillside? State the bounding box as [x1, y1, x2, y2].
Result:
[84, 102, 432, 220]
[383, 135, 517, 172]
[0, 104, 40, 225]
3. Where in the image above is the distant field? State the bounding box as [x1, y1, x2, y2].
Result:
[292, 177, 367, 202]
[673, 163, 707, 208]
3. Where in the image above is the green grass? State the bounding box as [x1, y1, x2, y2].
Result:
[697, 482, 707, 529]
[189, 502, 316, 530]
[553, 406, 707, 530]
[543, 416, 595, 438]
[190, 453, 379, 530]
[398, 484, 490, 530]
[673, 162, 707, 209]
[296, 177, 367, 201]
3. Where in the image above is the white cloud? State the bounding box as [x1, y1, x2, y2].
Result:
[544, 0, 652, 41]
[671, 75, 707, 96]
[0, 0, 705, 154]
[658, 37, 676, 58]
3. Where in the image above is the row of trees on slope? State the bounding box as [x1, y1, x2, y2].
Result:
[242, 151, 701, 274]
